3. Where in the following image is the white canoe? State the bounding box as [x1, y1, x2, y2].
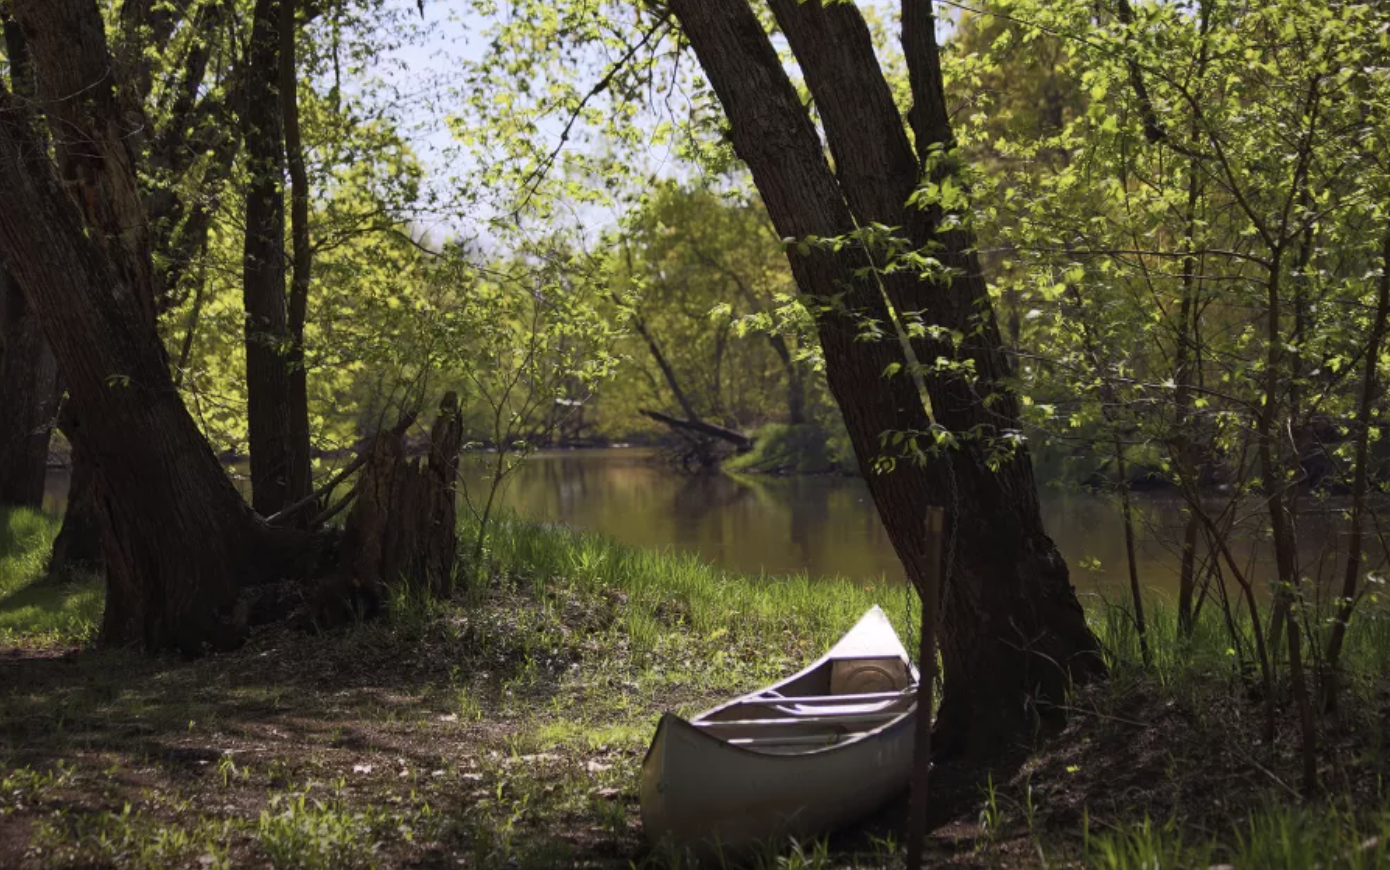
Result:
[640, 606, 918, 851]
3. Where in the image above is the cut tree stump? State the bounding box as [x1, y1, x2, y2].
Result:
[324, 392, 464, 618]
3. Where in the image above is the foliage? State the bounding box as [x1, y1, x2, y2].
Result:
[724, 424, 856, 476]
[600, 181, 826, 436]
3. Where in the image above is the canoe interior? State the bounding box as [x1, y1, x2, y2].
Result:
[691, 655, 915, 750]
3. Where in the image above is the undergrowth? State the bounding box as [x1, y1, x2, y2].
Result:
[4, 508, 1390, 867]
[723, 424, 855, 476]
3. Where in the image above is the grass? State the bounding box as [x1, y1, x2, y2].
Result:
[481, 513, 906, 656]
[5, 506, 1390, 867]
[723, 424, 855, 476]
[0, 507, 101, 647]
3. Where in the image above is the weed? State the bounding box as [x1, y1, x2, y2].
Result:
[31, 804, 233, 870]
[978, 774, 1004, 844]
[0, 761, 73, 812]
[256, 789, 380, 870]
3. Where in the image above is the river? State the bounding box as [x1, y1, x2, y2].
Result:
[453, 448, 1371, 601]
[43, 448, 1374, 600]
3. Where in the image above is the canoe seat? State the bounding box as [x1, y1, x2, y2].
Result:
[783, 700, 902, 716]
[830, 657, 911, 696]
[746, 689, 912, 707]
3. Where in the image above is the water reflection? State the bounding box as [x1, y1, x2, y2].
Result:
[44, 448, 1378, 597]
[455, 449, 1378, 599]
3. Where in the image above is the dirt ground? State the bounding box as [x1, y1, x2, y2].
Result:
[3, 587, 1389, 869]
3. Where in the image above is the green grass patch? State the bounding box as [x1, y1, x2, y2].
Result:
[477, 510, 904, 657]
[0, 506, 100, 647]
[0, 506, 60, 596]
[724, 423, 855, 475]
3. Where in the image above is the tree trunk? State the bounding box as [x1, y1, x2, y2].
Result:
[638, 408, 753, 451]
[46, 428, 104, 579]
[281, 0, 314, 511]
[4, 0, 294, 652]
[1173, 134, 1205, 638]
[0, 266, 57, 507]
[772, 0, 1102, 752]
[786, 364, 806, 426]
[325, 393, 464, 619]
[1324, 228, 1390, 709]
[0, 14, 55, 511]
[668, 0, 1100, 760]
[242, 0, 297, 516]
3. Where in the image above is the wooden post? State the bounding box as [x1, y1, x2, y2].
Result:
[906, 507, 944, 869]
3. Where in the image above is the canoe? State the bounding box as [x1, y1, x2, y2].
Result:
[640, 606, 918, 851]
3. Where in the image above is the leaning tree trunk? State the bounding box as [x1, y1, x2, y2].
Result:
[3, 0, 297, 652]
[241, 0, 299, 516]
[0, 15, 56, 510]
[668, 0, 1101, 759]
[0, 267, 57, 507]
[786, 0, 1100, 751]
[0, 95, 280, 650]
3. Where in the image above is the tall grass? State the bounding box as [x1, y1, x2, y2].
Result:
[1, 506, 60, 596]
[1084, 805, 1390, 870]
[474, 511, 908, 653]
[1090, 590, 1390, 705]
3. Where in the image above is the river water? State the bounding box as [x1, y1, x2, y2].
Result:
[453, 448, 1370, 600]
[42, 448, 1374, 599]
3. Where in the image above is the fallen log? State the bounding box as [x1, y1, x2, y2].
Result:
[639, 408, 753, 452]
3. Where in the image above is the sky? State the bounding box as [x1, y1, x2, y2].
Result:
[350, 0, 944, 246]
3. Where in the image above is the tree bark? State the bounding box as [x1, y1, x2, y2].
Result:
[0, 266, 57, 507]
[668, 0, 1100, 759]
[326, 394, 464, 618]
[45, 424, 104, 579]
[0, 14, 56, 510]
[772, 0, 1101, 751]
[5, 0, 292, 652]
[242, 0, 297, 515]
[281, 0, 314, 511]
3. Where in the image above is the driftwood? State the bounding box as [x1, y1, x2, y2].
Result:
[320, 393, 464, 618]
[639, 408, 753, 452]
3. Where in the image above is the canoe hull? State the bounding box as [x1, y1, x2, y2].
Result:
[640, 708, 914, 849]
[640, 607, 919, 851]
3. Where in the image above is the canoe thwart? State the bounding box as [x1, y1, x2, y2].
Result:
[693, 712, 905, 729]
[739, 689, 913, 707]
[725, 732, 874, 747]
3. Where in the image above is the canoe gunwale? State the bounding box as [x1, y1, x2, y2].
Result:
[644, 606, 919, 765]
[654, 700, 916, 760]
